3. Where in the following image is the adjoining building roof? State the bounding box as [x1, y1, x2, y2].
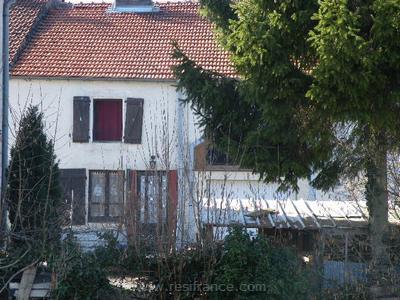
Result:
[10, 1, 235, 80]
[202, 198, 400, 231]
[9, 0, 51, 64]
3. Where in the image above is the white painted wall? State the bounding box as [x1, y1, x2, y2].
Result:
[10, 78, 180, 171]
[9, 78, 337, 199]
[198, 172, 345, 201]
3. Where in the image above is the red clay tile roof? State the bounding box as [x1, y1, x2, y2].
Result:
[10, 2, 235, 80]
[9, 0, 50, 64]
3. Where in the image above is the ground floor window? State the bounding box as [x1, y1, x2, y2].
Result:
[89, 170, 124, 222]
[137, 171, 168, 224]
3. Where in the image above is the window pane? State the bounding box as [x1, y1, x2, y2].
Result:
[109, 204, 123, 217]
[109, 172, 123, 203]
[160, 175, 167, 223]
[91, 204, 104, 217]
[109, 172, 124, 217]
[94, 100, 122, 141]
[139, 175, 146, 223]
[90, 172, 106, 217]
[147, 175, 157, 224]
[207, 148, 233, 165]
[139, 173, 168, 224]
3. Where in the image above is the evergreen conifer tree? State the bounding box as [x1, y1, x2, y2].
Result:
[174, 0, 400, 291]
[7, 105, 62, 257]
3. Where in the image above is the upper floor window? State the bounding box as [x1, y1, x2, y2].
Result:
[73, 96, 144, 144]
[207, 147, 233, 166]
[194, 141, 248, 171]
[93, 99, 122, 141]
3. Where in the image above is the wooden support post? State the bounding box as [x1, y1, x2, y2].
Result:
[311, 231, 325, 298]
[17, 266, 37, 300]
[344, 232, 349, 287]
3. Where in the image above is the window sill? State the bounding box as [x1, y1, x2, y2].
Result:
[195, 164, 251, 172]
[65, 223, 123, 230]
[87, 218, 123, 223]
[72, 140, 141, 144]
[92, 140, 123, 143]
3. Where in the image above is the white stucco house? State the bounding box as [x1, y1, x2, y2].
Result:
[8, 0, 345, 248]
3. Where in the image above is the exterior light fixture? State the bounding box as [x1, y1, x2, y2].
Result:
[150, 155, 156, 170]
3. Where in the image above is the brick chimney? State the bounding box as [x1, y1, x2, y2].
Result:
[113, 0, 159, 13]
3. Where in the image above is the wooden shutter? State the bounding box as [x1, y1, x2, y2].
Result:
[167, 170, 178, 244]
[59, 169, 86, 225]
[124, 98, 144, 144]
[73, 96, 90, 142]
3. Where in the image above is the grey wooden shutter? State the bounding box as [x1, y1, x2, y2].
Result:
[124, 98, 144, 144]
[60, 169, 87, 225]
[73, 96, 90, 142]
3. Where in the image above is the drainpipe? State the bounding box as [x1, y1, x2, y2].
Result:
[176, 88, 185, 248]
[1, 0, 13, 246]
[176, 87, 203, 246]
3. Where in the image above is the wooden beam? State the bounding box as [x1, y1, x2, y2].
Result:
[289, 198, 306, 229]
[302, 199, 321, 229]
[249, 198, 262, 228]
[318, 201, 337, 227]
[277, 199, 291, 228]
[10, 282, 51, 290]
[311, 231, 325, 296]
[261, 199, 276, 228]
[336, 200, 356, 227]
[344, 232, 349, 286]
[351, 200, 368, 221]
[16, 266, 37, 300]
[239, 200, 249, 226]
[321, 226, 368, 235]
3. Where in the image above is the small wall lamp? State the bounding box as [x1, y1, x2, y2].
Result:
[150, 155, 156, 170]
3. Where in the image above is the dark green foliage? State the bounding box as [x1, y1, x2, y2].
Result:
[93, 232, 125, 269]
[89, 229, 307, 300]
[7, 105, 62, 257]
[52, 233, 113, 300]
[174, 0, 400, 286]
[211, 227, 308, 300]
[323, 284, 369, 300]
[94, 232, 158, 276]
[173, 47, 333, 192]
[157, 244, 222, 299]
[200, 0, 236, 32]
[309, 0, 400, 130]
[174, 0, 400, 190]
[151, 228, 307, 300]
[173, 0, 334, 192]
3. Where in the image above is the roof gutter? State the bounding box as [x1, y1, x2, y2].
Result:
[10, 75, 177, 83]
[1, 0, 14, 247]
